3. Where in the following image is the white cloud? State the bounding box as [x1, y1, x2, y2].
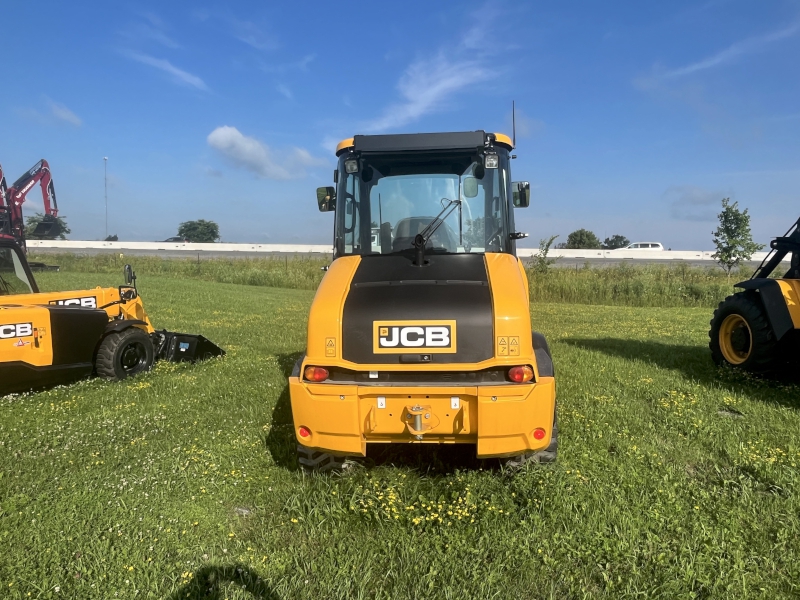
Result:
[276, 84, 292, 100]
[663, 22, 800, 78]
[664, 185, 727, 221]
[121, 13, 181, 49]
[511, 107, 544, 139]
[207, 126, 326, 180]
[363, 53, 493, 133]
[261, 54, 315, 74]
[229, 19, 278, 51]
[46, 98, 82, 126]
[17, 97, 82, 127]
[361, 6, 505, 133]
[124, 51, 207, 90]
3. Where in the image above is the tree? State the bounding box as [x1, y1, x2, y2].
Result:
[24, 213, 70, 240]
[104, 234, 118, 242]
[712, 198, 763, 278]
[530, 235, 559, 274]
[565, 228, 601, 249]
[177, 219, 220, 243]
[602, 234, 630, 249]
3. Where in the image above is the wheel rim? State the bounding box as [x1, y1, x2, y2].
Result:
[119, 341, 148, 374]
[719, 314, 752, 365]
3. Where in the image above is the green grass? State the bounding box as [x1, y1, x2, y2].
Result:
[29, 252, 749, 308]
[1, 272, 799, 598]
[527, 261, 749, 308]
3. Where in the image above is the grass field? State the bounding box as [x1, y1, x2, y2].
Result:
[1, 272, 799, 598]
[28, 252, 750, 308]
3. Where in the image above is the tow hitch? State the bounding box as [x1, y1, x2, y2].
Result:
[403, 404, 440, 440]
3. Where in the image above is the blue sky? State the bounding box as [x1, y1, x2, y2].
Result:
[1, 1, 798, 249]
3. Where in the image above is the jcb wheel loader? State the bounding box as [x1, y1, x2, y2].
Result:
[289, 131, 557, 470]
[710, 217, 800, 373]
[0, 235, 224, 395]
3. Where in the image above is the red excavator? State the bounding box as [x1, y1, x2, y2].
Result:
[0, 159, 60, 251]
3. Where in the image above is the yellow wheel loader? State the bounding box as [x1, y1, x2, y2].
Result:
[0, 236, 224, 395]
[289, 131, 556, 471]
[710, 217, 800, 373]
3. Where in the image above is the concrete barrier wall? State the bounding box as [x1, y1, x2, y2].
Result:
[26, 240, 784, 262]
[27, 240, 333, 254]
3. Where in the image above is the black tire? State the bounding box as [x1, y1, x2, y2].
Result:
[709, 292, 779, 373]
[501, 410, 558, 469]
[297, 445, 346, 473]
[95, 327, 155, 381]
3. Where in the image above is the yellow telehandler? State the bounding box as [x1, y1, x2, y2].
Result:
[289, 131, 556, 470]
[710, 217, 800, 372]
[0, 235, 223, 395]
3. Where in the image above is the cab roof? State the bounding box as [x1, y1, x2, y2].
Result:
[335, 131, 513, 156]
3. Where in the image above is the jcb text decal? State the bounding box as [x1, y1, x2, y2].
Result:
[373, 320, 456, 354]
[0, 323, 32, 338]
[49, 296, 97, 308]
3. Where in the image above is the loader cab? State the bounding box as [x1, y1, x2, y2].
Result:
[0, 237, 38, 295]
[319, 131, 529, 260]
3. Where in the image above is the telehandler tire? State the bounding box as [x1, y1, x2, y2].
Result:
[297, 445, 347, 473]
[501, 411, 558, 469]
[709, 292, 778, 373]
[95, 327, 155, 381]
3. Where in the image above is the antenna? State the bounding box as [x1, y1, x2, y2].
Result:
[512, 100, 516, 148]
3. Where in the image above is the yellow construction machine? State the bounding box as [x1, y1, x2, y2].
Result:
[0, 235, 223, 395]
[289, 131, 556, 470]
[710, 217, 800, 372]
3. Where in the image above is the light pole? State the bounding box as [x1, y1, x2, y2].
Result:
[103, 157, 108, 239]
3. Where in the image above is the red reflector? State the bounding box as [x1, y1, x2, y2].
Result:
[533, 428, 546, 440]
[304, 366, 329, 382]
[508, 365, 534, 383]
[298, 426, 311, 438]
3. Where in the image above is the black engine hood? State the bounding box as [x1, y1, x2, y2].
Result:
[341, 253, 494, 365]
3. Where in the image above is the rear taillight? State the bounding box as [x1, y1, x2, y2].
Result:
[508, 365, 534, 383]
[304, 366, 330, 382]
[298, 426, 311, 438]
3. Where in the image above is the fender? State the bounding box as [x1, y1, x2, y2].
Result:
[104, 319, 149, 334]
[734, 279, 794, 341]
[532, 331, 554, 378]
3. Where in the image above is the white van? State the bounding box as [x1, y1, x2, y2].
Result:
[619, 242, 664, 251]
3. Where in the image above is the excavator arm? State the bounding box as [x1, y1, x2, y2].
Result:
[0, 159, 60, 249]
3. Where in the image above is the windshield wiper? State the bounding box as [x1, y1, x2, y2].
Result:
[413, 198, 461, 266]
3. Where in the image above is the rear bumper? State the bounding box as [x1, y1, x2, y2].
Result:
[289, 377, 556, 458]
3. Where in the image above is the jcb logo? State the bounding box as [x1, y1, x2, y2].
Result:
[49, 297, 97, 308]
[0, 323, 32, 338]
[373, 320, 457, 354]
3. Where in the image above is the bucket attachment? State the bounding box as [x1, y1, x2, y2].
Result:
[152, 330, 225, 363]
[31, 216, 61, 238]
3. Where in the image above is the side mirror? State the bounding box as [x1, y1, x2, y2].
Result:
[123, 264, 136, 286]
[317, 186, 336, 212]
[463, 177, 479, 198]
[512, 181, 530, 208]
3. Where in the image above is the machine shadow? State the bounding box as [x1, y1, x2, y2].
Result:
[163, 564, 279, 600]
[563, 337, 800, 408]
[264, 352, 303, 472]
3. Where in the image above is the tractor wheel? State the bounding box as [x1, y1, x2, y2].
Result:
[296, 445, 347, 473]
[95, 328, 155, 381]
[709, 292, 778, 373]
[501, 410, 558, 469]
